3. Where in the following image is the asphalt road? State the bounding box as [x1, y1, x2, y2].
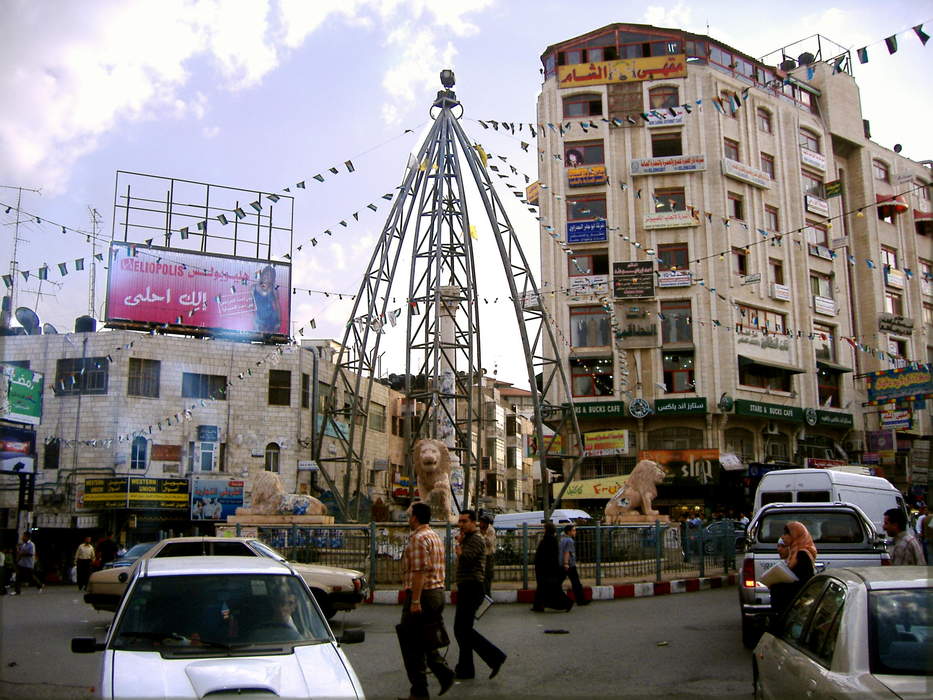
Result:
[0, 585, 753, 699]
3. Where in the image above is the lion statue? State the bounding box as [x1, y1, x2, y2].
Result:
[604, 459, 666, 523]
[238, 471, 328, 516]
[412, 438, 456, 523]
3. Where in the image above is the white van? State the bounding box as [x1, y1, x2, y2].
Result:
[492, 509, 592, 530]
[753, 468, 906, 534]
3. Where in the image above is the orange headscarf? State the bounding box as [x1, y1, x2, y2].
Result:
[784, 521, 817, 569]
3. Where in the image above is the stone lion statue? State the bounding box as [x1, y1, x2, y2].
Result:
[604, 459, 666, 523]
[238, 471, 328, 516]
[412, 438, 456, 523]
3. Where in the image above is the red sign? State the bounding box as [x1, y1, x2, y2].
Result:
[106, 243, 291, 336]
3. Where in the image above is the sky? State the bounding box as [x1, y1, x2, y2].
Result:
[1, 0, 931, 388]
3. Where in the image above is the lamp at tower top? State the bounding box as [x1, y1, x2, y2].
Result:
[439, 69, 456, 88]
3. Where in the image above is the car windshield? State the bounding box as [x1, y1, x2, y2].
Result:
[754, 512, 864, 544]
[111, 573, 332, 656]
[869, 589, 932, 676]
[121, 543, 156, 560]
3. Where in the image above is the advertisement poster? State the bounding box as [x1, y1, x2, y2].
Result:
[191, 478, 244, 521]
[106, 242, 291, 336]
[584, 429, 629, 456]
[0, 364, 44, 425]
[613, 260, 655, 298]
[0, 424, 36, 474]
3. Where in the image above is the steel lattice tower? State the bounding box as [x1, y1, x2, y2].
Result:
[314, 71, 586, 522]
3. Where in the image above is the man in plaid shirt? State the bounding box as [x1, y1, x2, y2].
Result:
[396, 502, 454, 700]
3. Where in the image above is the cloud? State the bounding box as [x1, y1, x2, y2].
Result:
[642, 2, 694, 32]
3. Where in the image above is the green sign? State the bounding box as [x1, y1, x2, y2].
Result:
[824, 179, 843, 199]
[816, 410, 854, 428]
[734, 399, 803, 423]
[0, 364, 44, 426]
[573, 401, 626, 417]
[654, 397, 707, 414]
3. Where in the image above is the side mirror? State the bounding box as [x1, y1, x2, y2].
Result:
[338, 629, 365, 645]
[71, 637, 105, 653]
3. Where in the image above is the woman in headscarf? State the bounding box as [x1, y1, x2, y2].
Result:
[769, 521, 817, 619]
[531, 522, 573, 612]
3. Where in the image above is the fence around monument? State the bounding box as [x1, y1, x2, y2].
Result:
[244, 520, 741, 590]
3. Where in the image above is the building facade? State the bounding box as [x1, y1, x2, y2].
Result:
[535, 23, 931, 514]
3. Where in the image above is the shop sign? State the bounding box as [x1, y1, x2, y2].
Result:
[770, 283, 792, 301]
[881, 409, 911, 430]
[645, 112, 686, 127]
[657, 270, 692, 287]
[151, 444, 182, 462]
[525, 181, 540, 205]
[197, 425, 219, 442]
[630, 154, 705, 175]
[570, 274, 609, 295]
[567, 219, 608, 244]
[573, 401, 626, 417]
[530, 432, 563, 457]
[613, 260, 655, 298]
[654, 397, 707, 414]
[800, 147, 826, 171]
[734, 399, 803, 423]
[129, 477, 190, 510]
[813, 295, 836, 316]
[567, 165, 608, 187]
[191, 478, 243, 520]
[584, 429, 629, 456]
[83, 477, 130, 509]
[884, 268, 906, 289]
[644, 210, 700, 229]
[824, 180, 842, 198]
[721, 159, 772, 189]
[816, 410, 854, 428]
[877, 312, 913, 335]
[640, 449, 720, 484]
[616, 322, 658, 349]
[866, 366, 931, 403]
[553, 474, 628, 499]
[297, 460, 320, 471]
[316, 414, 349, 440]
[805, 194, 829, 216]
[0, 364, 44, 426]
[557, 54, 687, 88]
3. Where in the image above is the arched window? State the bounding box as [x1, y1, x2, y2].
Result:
[648, 86, 679, 110]
[647, 427, 704, 450]
[264, 442, 280, 473]
[131, 436, 148, 470]
[562, 93, 602, 119]
[724, 428, 755, 463]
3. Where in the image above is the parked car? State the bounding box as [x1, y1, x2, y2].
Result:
[701, 520, 746, 555]
[72, 556, 366, 699]
[738, 503, 889, 648]
[102, 542, 156, 569]
[84, 536, 367, 619]
[753, 566, 930, 699]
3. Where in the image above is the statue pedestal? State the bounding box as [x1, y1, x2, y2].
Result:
[613, 514, 670, 524]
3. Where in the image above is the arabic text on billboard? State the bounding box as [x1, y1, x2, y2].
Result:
[558, 55, 687, 88]
[106, 242, 291, 336]
[866, 366, 933, 403]
[630, 155, 705, 176]
[613, 261, 655, 299]
[567, 220, 607, 244]
[0, 364, 44, 426]
[567, 165, 607, 187]
[192, 478, 244, 520]
[584, 429, 629, 456]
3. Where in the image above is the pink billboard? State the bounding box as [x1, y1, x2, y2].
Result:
[106, 243, 291, 336]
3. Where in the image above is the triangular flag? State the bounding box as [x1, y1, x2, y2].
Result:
[469, 225, 478, 240]
[313, 174, 324, 182]
[75, 258, 85, 271]
[2, 274, 11, 288]
[249, 201, 262, 212]
[345, 160, 355, 172]
[38, 266, 48, 280]
[914, 24, 930, 45]
[234, 207, 246, 219]
[310, 319, 316, 329]
[217, 214, 229, 225]
[857, 47, 868, 63]
[329, 167, 338, 175]
[267, 194, 280, 203]
[58, 262, 68, 276]
[94, 253, 103, 262]
[367, 203, 377, 212]
[296, 181, 306, 189]
[885, 35, 898, 54]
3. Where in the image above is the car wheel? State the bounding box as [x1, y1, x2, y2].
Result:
[742, 615, 762, 649]
[312, 590, 336, 620]
[703, 541, 715, 555]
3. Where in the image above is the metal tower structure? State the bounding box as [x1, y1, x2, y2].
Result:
[314, 70, 586, 522]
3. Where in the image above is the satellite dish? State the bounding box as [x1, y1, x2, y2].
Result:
[42, 322, 58, 334]
[15, 307, 40, 335]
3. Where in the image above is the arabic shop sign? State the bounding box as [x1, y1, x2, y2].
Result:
[573, 401, 626, 417]
[525, 181, 540, 205]
[866, 366, 933, 403]
[82, 476, 190, 510]
[721, 159, 772, 189]
[0, 364, 44, 426]
[616, 322, 657, 349]
[877, 313, 913, 335]
[654, 397, 707, 415]
[613, 260, 655, 298]
[643, 209, 700, 229]
[557, 55, 687, 88]
[657, 270, 692, 288]
[805, 195, 829, 217]
[800, 147, 826, 172]
[734, 399, 803, 423]
[816, 410, 854, 428]
[567, 219, 608, 244]
[630, 154, 706, 176]
[567, 165, 608, 187]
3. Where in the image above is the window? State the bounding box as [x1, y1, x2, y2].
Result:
[806, 223, 828, 246]
[739, 359, 793, 392]
[872, 160, 890, 183]
[182, 372, 227, 400]
[651, 132, 683, 157]
[648, 86, 679, 110]
[657, 243, 689, 271]
[814, 324, 836, 362]
[662, 350, 695, 392]
[562, 93, 602, 118]
[568, 252, 609, 276]
[770, 259, 785, 285]
[570, 306, 611, 347]
[880, 247, 898, 270]
[570, 357, 613, 397]
[127, 358, 160, 398]
[802, 171, 823, 197]
[884, 292, 903, 316]
[923, 261, 933, 295]
[737, 304, 785, 333]
[720, 90, 739, 117]
[756, 108, 772, 133]
[131, 436, 148, 470]
[817, 364, 842, 407]
[565, 141, 604, 167]
[54, 357, 109, 396]
[810, 273, 834, 299]
[725, 428, 755, 463]
[647, 426, 703, 450]
[317, 381, 329, 413]
[660, 300, 692, 343]
[264, 443, 280, 472]
[760, 153, 775, 179]
[732, 247, 749, 276]
[268, 369, 291, 406]
[654, 187, 685, 212]
[567, 196, 607, 221]
[556, 48, 583, 65]
[799, 129, 820, 153]
[803, 582, 846, 666]
[765, 205, 780, 232]
[198, 441, 216, 472]
[301, 373, 310, 409]
[924, 304, 933, 327]
[723, 138, 740, 161]
[370, 402, 386, 432]
[728, 193, 744, 220]
[43, 438, 60, 470]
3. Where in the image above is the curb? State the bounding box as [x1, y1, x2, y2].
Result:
[368, 573, 736, 605]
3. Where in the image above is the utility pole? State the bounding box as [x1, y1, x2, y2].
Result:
[1, 185, 42, 310]
[88, 207, 101, 317]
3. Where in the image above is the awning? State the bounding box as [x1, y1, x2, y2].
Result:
[914, 209, 933, 221]
[817, 360, 853, 374]
[876, 193, 908, 213]
[719, 452, 747, 472]
[738, 354, 805, 374]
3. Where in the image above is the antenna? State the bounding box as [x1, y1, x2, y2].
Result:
[88, 207, 102, 317]
[1, 185, 42, 310]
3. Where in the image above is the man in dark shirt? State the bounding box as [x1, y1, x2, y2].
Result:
[453, 510, 506, 681]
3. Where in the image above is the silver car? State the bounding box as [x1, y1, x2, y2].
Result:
[73, 556, 366, 699]
[753, 566, 930, 699]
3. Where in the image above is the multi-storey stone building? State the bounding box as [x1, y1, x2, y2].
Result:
[535, 23, 931, 514]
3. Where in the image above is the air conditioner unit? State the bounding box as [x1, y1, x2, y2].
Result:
[844, 439, 864, 453]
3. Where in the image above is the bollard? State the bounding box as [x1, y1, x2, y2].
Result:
[521, 522, 529, 591]
[369, 521, 377, 592]
[654, 520, 662, 583]
[595, 520, 602, 586]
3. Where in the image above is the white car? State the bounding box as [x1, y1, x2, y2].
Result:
[753, 566, 930, 699]
[72, 556, 366, 699]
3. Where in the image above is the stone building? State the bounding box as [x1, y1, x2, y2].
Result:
[534, 23, 931, 514]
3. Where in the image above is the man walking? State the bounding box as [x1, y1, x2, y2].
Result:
[883, 508, 926, 565]
[559, 525, 588, 605]
[74, 536, 96, 591]
[396, 502, 454, 700]
[13, 531, 43, 594]
[453, 510, 506, 681]
[478, 514, 496, 597]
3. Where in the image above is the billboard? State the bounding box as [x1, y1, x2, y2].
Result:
[613, 261, 655, 299]
[105, 242, 291, 336]
[584, 429, 629, 456]
[558, 55, 687, 88]
[191, 478, 244, 521]
[0, 424, 36, 474]
[0, 364, 44, 425]
[82, 476, 190, 510]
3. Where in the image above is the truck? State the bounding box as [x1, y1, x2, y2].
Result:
[491, 509, 592, 530]
[753, 468, 906, 535]
[738, 502, 889, 648]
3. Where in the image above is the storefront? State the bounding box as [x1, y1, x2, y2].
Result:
[81, 476, 192, 543]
